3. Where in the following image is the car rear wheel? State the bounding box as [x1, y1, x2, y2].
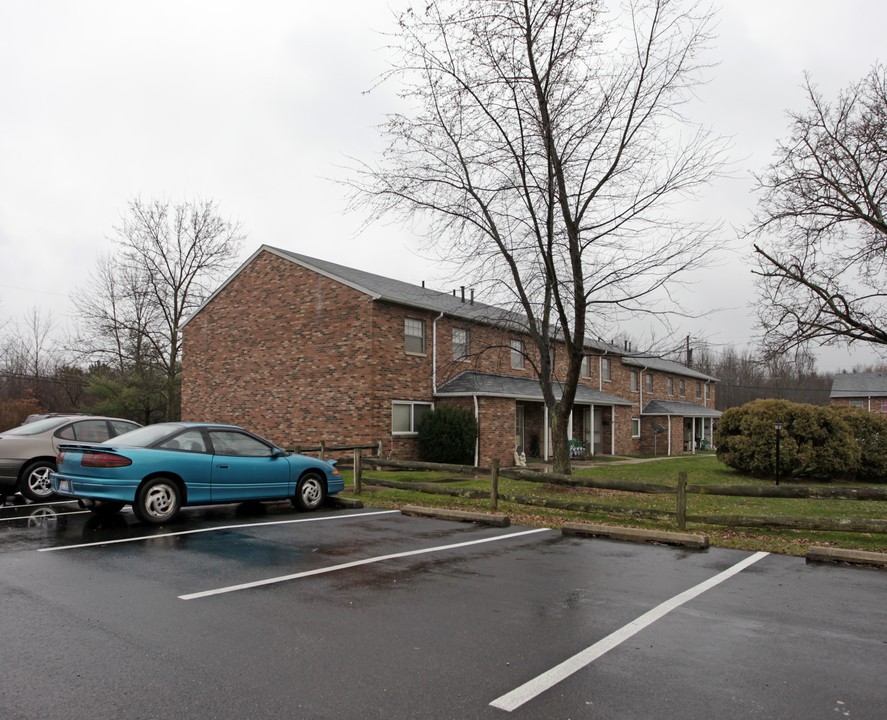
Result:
[133, 477, 181, 524]
[292, 472, 325, 511]
[20, 460, 57, 502]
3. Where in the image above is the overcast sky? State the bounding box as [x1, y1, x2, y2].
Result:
[1, 0, 884, 372]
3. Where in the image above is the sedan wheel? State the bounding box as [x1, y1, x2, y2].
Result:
[292, 472, 325, 511]
[133, 478, 181, 524]
[20, 461, 57, 502]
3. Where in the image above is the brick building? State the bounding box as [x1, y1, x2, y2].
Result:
[181, 245, 720, 465]
[830, 372, 887, 414]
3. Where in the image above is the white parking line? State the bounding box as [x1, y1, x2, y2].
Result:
[36, 510, 401, 552]
[490, 551, 770, 712]
[179, 527, 553, 600]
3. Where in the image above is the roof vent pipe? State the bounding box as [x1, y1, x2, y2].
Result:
[470, 289, 474, 305]
[461, 286, 465, 302]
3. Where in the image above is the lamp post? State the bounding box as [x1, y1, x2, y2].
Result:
[774, 421, 783, 486]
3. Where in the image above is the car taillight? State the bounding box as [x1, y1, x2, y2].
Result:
[56, 451, 65, 465]
[81, 452, 132, 468]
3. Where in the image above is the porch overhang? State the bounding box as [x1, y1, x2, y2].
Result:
[436, 371, 633, 406]
[641, 399, 722, 418]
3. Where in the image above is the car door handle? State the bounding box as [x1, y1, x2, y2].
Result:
[216, 464, 229, 469]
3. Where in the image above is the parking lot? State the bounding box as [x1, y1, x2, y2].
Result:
[2, 497, 885, 719]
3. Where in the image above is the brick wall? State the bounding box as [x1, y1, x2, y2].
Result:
[182, 249, 718, 461]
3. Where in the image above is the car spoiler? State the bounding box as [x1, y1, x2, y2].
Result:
[57, 443, 119, 453]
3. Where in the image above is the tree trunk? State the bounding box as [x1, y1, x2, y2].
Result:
[550, 405, 572, 475]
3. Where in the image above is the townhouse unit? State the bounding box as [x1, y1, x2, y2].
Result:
[830, 372, 887, 413]
[181, 245, 720, 465]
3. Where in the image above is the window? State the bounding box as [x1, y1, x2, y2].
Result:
[601, 357, 611, 382]
[696, 381, 702, 398]
[881, 399, 887, 413]
[580, 355, 591, 378]
[631, 418, 641, 438]
[667, 377, 674, 395]
[392, 401, 433, 434]
[404, 318, 425, 354]
[645, 374, 653, 393]
[850, 399, 865, 408]
[58, 420, 111, 443]
[159, 429, 208, 453]
[679, 379, 686, 396]
[630, 371, 639, 392]
[453, 328, 469, 361]
[209, 430, 273, 457]
[510, 339, 525, 369]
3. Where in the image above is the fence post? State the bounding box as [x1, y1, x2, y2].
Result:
[491, 458, 500, 512]
[676, 471, 687, 531]
[354, 448, 362, 495]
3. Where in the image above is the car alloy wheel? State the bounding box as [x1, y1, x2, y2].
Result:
[135, 478, 181, 524]
[293, 472, 325, 511]
[20, 461, 57, 502]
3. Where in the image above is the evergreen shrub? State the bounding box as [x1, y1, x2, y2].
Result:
[416, 405, 478, 465]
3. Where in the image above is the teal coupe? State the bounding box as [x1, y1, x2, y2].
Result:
[51, 422, 344, 524]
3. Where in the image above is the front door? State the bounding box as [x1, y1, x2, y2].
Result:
[515, 405, 525, 454]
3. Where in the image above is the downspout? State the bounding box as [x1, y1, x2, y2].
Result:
[432, 312, 444, 393]
[473, 394, 480, 467]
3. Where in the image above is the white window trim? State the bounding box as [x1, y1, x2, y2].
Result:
[631, 417, 641, 438]
[510, 339, 525, 369]
[453, 328, 470, 362]
[392, 401, 434, 435]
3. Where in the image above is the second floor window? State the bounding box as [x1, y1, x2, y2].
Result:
[453, 328, 469, 361]
[680, 379, 686, 396]
[510, 339, 525, 369]
[405, 318, 425, 354]
[630, 371, 639, 392]
[667, 377, 674, 395]
[601, 357, 611, 382]
[645, 374, 653, 393]
[697, 381, 702, 398]
[580, 355, 591, 378]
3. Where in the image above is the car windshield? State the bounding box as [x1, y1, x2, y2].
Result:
[2, 416, 71, 436]
[103, 423, 182, 447]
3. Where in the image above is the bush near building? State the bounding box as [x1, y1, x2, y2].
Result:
[715, 398, 872, 481]
[417, 405, 479, 465]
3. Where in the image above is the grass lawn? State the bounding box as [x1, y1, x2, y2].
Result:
[337, 453, 887, 557]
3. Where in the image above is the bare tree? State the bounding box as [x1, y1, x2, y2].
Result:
[350, 0, 724, 472]
[73, 198, 244, 420]
[752, 64, 887, 359]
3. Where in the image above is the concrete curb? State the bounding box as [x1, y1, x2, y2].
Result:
[328, 496, 364, 509]
[806, 546, 887, 569]
[401, 505, 511, 527]
[562, 521, 710, 549]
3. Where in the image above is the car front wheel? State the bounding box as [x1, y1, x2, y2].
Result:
[20, 460, 57, 502]
[292, 472, 325, 511]
[133, 477, 181, 524]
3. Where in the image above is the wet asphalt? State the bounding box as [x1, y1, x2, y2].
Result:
[1, 495, 886, 719]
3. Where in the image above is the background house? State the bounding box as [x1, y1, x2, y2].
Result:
[830, 372, 887, 414]
[181, 245, 719, 465]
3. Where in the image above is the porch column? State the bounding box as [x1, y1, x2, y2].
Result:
[543, 404, 549, 461]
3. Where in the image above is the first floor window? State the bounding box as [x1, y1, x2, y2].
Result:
[392, 401, 433, 434]
[405, 318, 426, 354]
[631, 418, 641, 438]
[850, 399, 865, 408]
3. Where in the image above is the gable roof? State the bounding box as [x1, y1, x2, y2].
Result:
[621, 355, 718, 382]
[186, 245, 715, 382]
[436, 371, 634, 406]
[830, 372, 887, 398]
